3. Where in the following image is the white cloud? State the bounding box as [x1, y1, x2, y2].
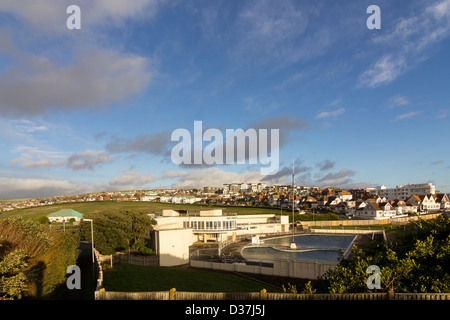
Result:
[359, 55, 406, 88]
[0, 0, 162, 34]
[0, 176, 107, 199]
[360, 0, 450, 87]
[232, 0, 334, 65]
[315, 108, 345, 119]
[170, 167, 265, 189]
[109, 170, 155, 187]
[388, 95, 410, 108]
[11, 158, 65, 168]
[391, 111, 421, 122]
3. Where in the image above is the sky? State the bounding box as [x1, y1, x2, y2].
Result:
[0, 0, 449, 199]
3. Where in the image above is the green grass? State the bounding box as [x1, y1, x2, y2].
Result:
[104, 263, 282, 293]
[0, 201, 283, 221]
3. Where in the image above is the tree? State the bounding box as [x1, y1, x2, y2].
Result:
[311, 215, 450, 293]
[80, 209, 156, 255]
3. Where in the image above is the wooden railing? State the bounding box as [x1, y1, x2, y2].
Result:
[95, 288, 450, 300]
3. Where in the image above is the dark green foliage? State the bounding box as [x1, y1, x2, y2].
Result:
[0, 218, 79, 299]
[312, 215, 450, 293]
[80, 209, 156, 255]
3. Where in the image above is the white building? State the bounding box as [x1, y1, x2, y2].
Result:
[150, 209, 289, 267]
[374, 183, 436, 200]
[47, 209, 84, 223]
[153, 209, 289, 243]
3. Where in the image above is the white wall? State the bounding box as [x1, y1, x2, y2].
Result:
[156, 229, 194, 266]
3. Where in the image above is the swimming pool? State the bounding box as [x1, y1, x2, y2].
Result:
[241, 234, 355, 263]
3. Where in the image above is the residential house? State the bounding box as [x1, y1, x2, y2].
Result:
[390, 200, 417, 215]
[420, 195, 440, 212]
[338, 191, 353, 201]
[355, 200, 396, 219]
[434, 193, 450, 210]
[406, 194, 440, 213]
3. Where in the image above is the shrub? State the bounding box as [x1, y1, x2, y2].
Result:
[0, 218, 79, 299]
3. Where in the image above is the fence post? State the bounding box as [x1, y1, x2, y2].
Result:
[387, 288, 395, 300]
[169, 288, 176, 300]
[260, 289, 267, 300]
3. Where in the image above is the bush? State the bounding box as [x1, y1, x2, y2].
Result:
[130, 241, 153, 256]
[0, 218, 79, 299]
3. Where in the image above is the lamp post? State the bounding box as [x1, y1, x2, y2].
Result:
[83, 218, 95, 281]
[290, 160, 297, 250]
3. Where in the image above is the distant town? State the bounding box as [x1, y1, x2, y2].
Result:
[1, 182, 449, 220]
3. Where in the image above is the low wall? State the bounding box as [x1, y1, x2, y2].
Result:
[301, 213, 442, 228]
[190, 258, 337, 280]
[273, 259, 338, 279]
[191, 260, 274, 277]
[310, 229, 384, 235]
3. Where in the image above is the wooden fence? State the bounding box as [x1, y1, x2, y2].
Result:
[301, 212, 443, 228]
[113, 252, 159, 267]
[95, 288, 450, 300]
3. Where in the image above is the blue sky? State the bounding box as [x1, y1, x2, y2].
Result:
[0, 0, 449, 199]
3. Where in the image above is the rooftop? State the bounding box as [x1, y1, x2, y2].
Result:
[47, 209, 84, 218]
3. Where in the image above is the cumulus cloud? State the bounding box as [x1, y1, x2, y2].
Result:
[67, 150, 115, 170]
[106, 131, 171, 156]
[316, 168, 355, 186]
[316, 159, 335, 171]
[0, 44, 152, 115]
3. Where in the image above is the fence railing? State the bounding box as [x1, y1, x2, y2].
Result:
[95, 288, 450, 300]
[113, 252, 159, 267]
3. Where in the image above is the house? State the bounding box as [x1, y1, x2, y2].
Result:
[390, 200, 417, 215]
[420, 195, 440, 212]
[434, 193, 450, 210]
[47, 209, 84, 223]
[355, 200, 396, 219]
[338, 191, 353, 201]
[406, 194, 440, 213]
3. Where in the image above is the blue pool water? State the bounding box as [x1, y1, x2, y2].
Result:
[241, 234, 355, 263]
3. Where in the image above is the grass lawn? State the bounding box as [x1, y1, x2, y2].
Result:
[104, 263, 282, 293]
[0, 201, 284, 222]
